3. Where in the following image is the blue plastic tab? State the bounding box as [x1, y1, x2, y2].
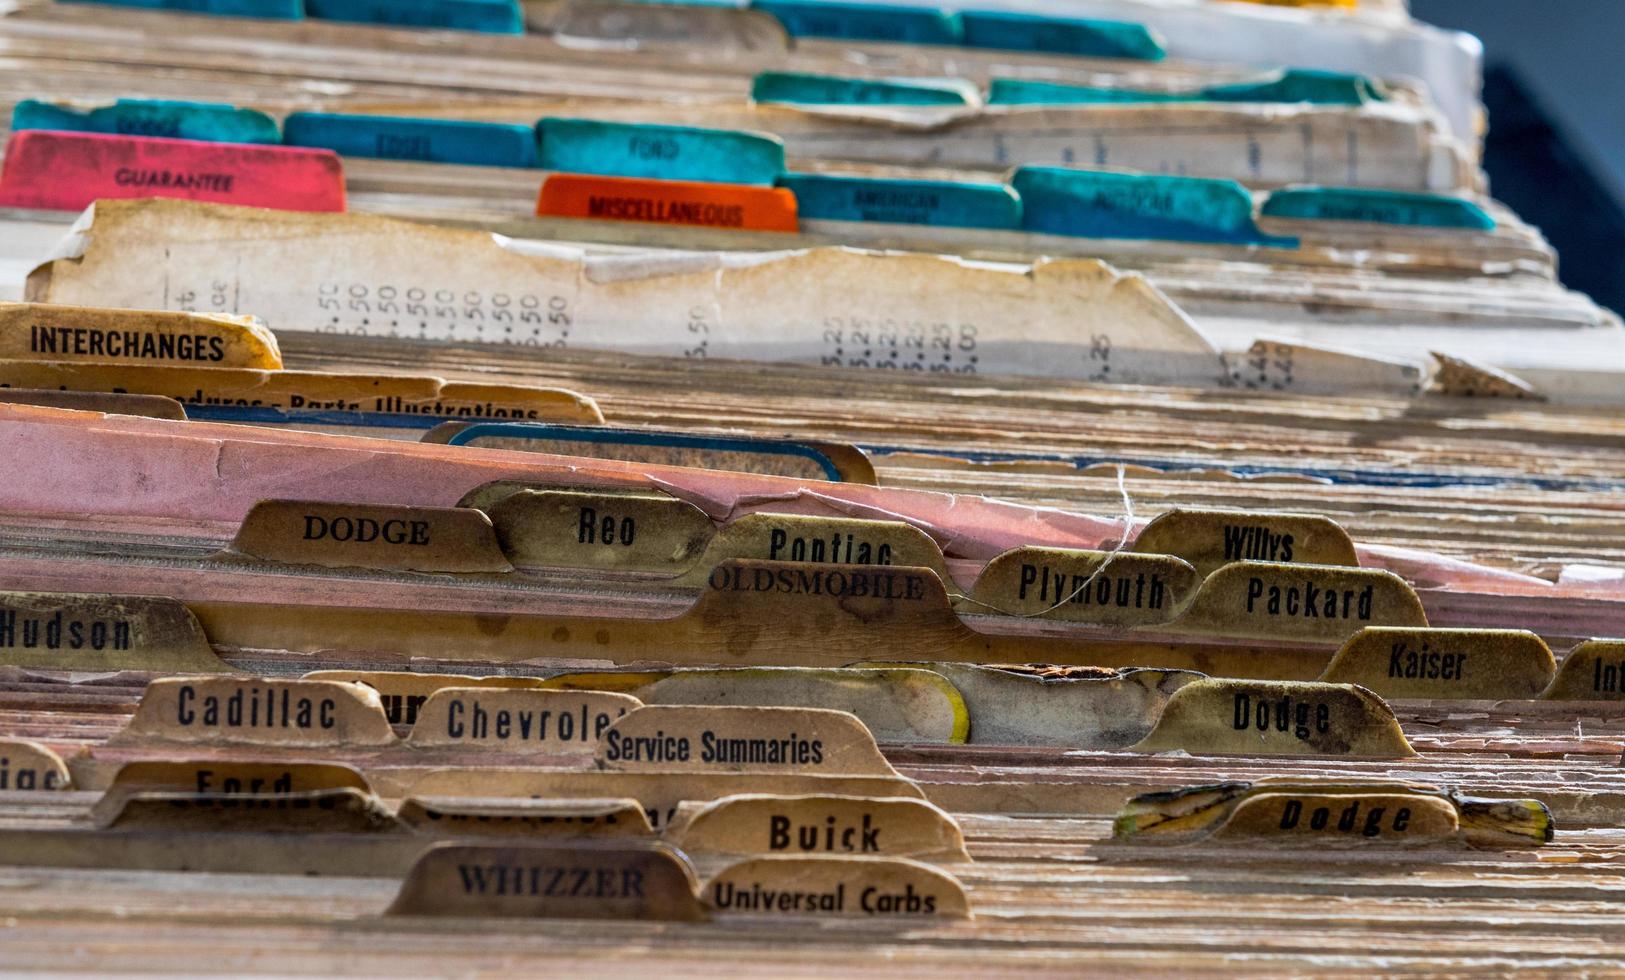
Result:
[1261, 187, 1495, 230]
[961, 12, 1163, 60]
[748, 1, 961, 44]
[304, 0, 522, 33]
[537, 118, 784, 185]
[283, 113, 537, 168]
[778, 173, 1018, 229]
[989, 69, 1380, 106]
[11, 99, 281, 144]
[58, 0, 301, 17]
[446, 423, 848, 482]
[751, 72, 972, 107]
[1011, 167, 1296, 247]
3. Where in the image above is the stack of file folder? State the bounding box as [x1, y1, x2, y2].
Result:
[1, 0, 1624, 973]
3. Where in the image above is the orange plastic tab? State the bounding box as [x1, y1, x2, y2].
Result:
[537, 174, 798, 232]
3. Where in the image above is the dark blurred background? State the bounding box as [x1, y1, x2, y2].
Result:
[1410, 0, 1625, 314]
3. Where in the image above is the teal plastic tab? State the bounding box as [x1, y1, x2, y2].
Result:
[748, 1, 961, 44]
[777, 173, 1019, 229]
[989, 69, 1381, 107]
[11, 99, 281, 144]
[304, 0, 522, 32]
[58, 0, 301, 17]
[1262, 187, 1495, 231]
[283, 113, 537, 168]
[536, 118, 784, 185]
[1010, 167, 1297, 247]
[961, 12, 1163, 60]
[751, 72, 972, 107]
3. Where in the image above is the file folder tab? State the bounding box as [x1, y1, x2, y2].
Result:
[749, 1, 961, 44]
[1131, 679, 1414, 758]
[303, 670, 546, 725]
[960, 11, 1163, 60]
[537, 118, 785, 185]
[706, 856, 969, 918]
[0, 388, 187, 419]
[751, 72, 973, 106]
[1209, 791, 1460, 845]
[488, 489, 714, 572]
[1320, 628, 1557, 699]
[1262, 187, 1496, 230]
[103, 760, 371, 799]
[387, 842, 706, 919]
[0, 591, 226, 672]
[304, 0, 523, 32]
[0, 740, 70, 792]
[12, 99, 281, 145]
[989, 68, 1382, 106]
[596, 667, 969, 744]
[1541, 640, 1625, 700]
[966, 547, 1197, 625]
[1134, 509, 1360, 577]
[670, 513, 953, 587]
[115, 677, 398, 747]
[58, 0, 301, 18]
[538, 174, 798, 232]
[440, 425, 874, 483]
[776, 173, 1019, 229]
[0, 131, 344, 213]
[282, 113, 539, 168]
[228, 500, 513, 574]
[0, 302, 282, 369]
[102, 787, 399, 833]
[1175, 562, 1427, 642]
[406, 688, 642, 749]
[1010, 168, 1293, 247]
[668, 794, 968, 860]
[598, 706, 896, 776]
[396, 797, 655, 837]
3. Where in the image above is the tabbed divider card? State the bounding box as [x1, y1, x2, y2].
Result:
[282, 113, 540, 169]
[58, 0, 303, 18]
[1319, 628, 1557, 700]
[776, 174, 1020, 230]
[988, 69, 1386, 107]
[0, 302, 283, 370]
[665, 793, 970, 861]
[962, 547, 1198, 625]
[1544, 640, 1625, 700]
[11, 99, 282, 145]
[957, 11, 1164, 60]
[0, 591, 231, 673]
[303, 0, 523, 32]
[1260, 187, 1496, 230]
[1114, 782, 1555, 848]
[0, 133, 345, 214]
[535, 119, 785, 186]
[750, 72, 977, 108]
[747, 1, 961, 45]
[1129, 679, 1415, 758]
[225, 500, 515, 574]
[439, 428, 876, 484]
[1009, 168, 1296, 247]
[110, 677, 400, 748]
[537, 175, 799, 233]
[0, 739, 71, 792]
[1131, 509, 1361, 579]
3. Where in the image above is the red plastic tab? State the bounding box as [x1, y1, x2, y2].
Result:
[0, 131, 346, 213]
[537, 173, 798, 232]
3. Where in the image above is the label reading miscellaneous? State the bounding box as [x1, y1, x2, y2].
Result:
[386, 842, 707, 920]
[966, 547, 1198, 625]
[0, 302, 281, 369]
[1132, 509, 1359, 578]
[486, 489, 715, 572]
[1172, 562, 1426, 642]
[0, 739, 70, 791]
[407, 689, 642, 749]
[1130, 679, 1414, 758]
[115, 677, 398, 747]
[667, 794, 968, 860]
[397, 797, 654, 838]
[228, 500, 513, 573]
[0, 131, 344, 213]
[705, 856, 969, 918]
[1211, 792, 1459, 845]
[303, 670, 546, 725]
[596, 705, 895, 776]
[0, 591, 227, 672]
[1320, 628, 1556, 700]
[536, 118, 785, 186]
[538, 174, 798, 233]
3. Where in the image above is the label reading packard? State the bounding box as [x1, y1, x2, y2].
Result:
[1246, 577, 1373, 621]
